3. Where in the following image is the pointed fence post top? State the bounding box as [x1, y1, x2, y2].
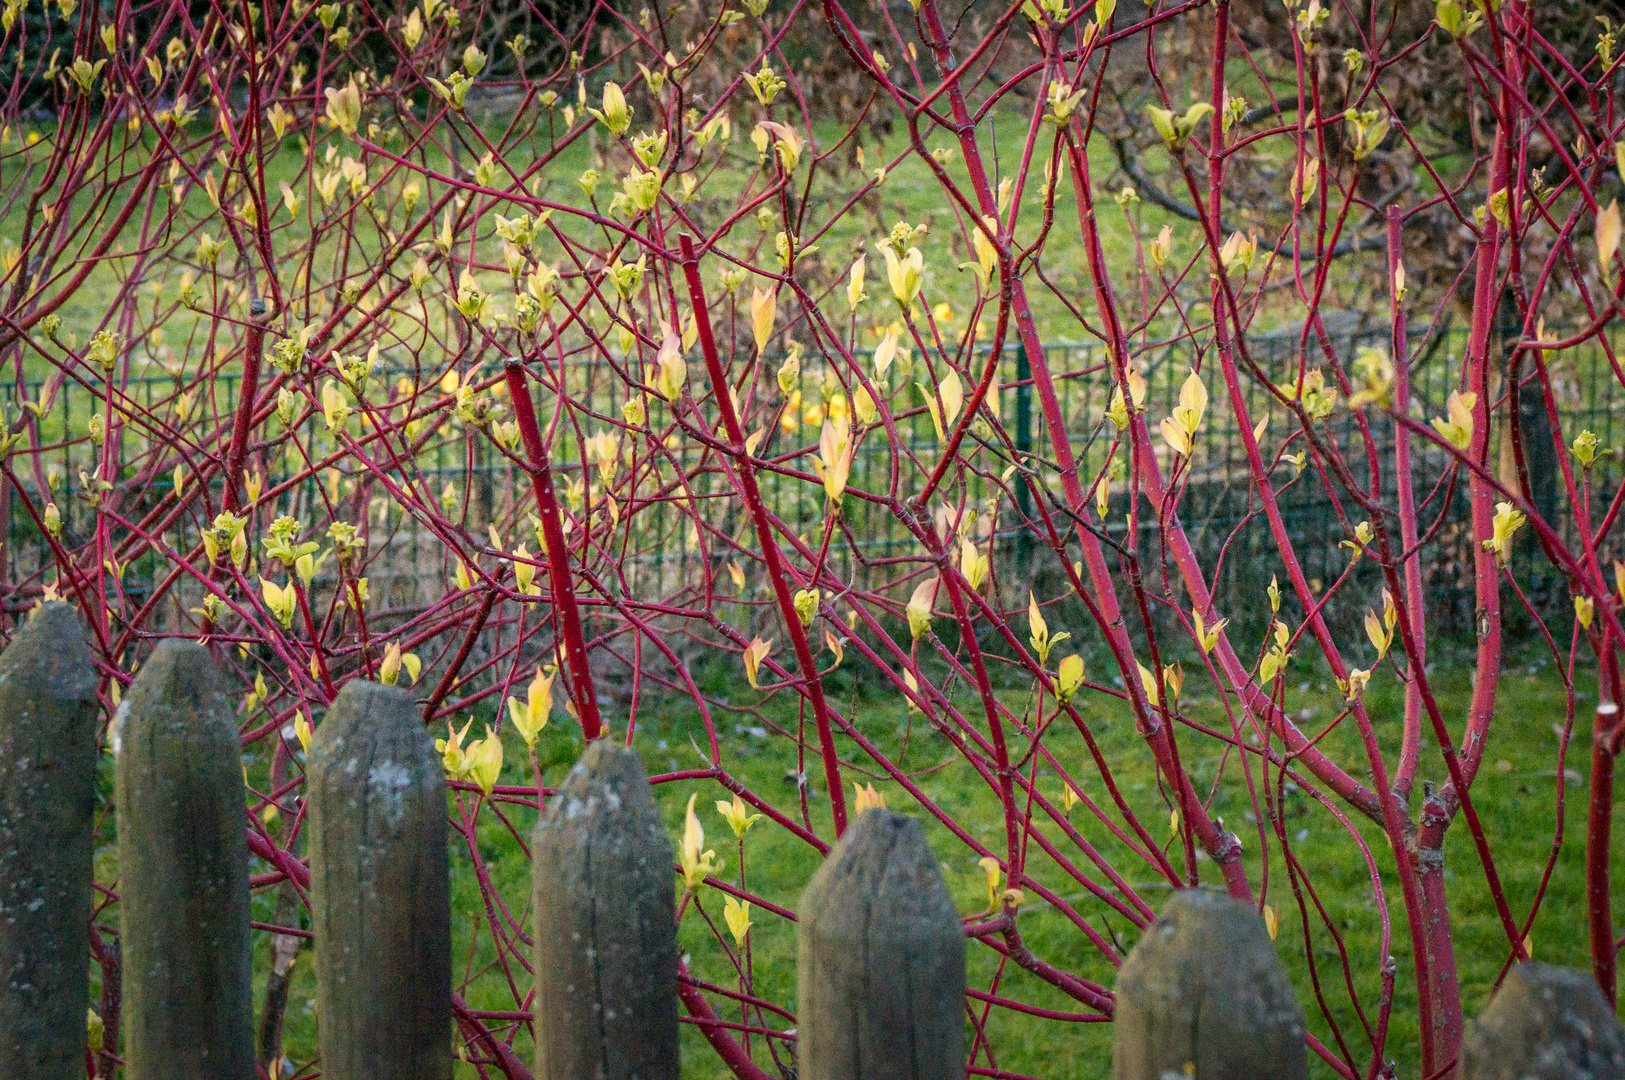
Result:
[1461, 962, 1625, 1080]
[338, 676, 411, 714]
[1114, 889, 1307, 1080]
[307, 677, 451, 1080]
[311, 678, 421, 747]
[531, 738, 677, 1080]
[539, 737, 664, 834]
[115, 637, 254, 1080]
[800, 808, 960, 939]
[0, 599, 98, 1080]
[796, 808, 966, 1080]
[118, 639, 223, 720]
[0, 602, 95, 701]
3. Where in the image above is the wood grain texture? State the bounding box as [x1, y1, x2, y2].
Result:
[796, 808, 965, 1080]
[114, 639, 255, 1079]
[0, 602, 98, 1079]
[532, 739, 678, 1080]
[1113, 889, 1307, 1080]
[1461, 962, 1625, 1079]
[307, 680, 450, 1080]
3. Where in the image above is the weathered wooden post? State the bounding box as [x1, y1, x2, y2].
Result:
[307, 680, 450, 1080]
[797, 808, 965, 1080]
[114, 639, 254, 1078]
[0, 602, 99, 1078]
[1461, 961, 1625, 1079]
[532, 739, 678, 1080]
[1114, 890, 1307, 1080]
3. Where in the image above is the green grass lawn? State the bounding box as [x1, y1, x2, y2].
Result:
[217, 632, 1622, 1080]
[28, 81, 1615, 1079]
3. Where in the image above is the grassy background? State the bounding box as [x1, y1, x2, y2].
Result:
[24, 98, 1611, 1077]
[216, 633, 1621, 1080]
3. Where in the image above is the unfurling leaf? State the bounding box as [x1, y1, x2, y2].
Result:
[881, 245, 925, 305]
[465, 727, 503, 796]
[506, 667, 554, 745]
[1192, 607, 1228, 654]
[920, 370, 964, 442]
[679, 793, 723, 888]
[1159, 369, 1208, 458]
[1599, 199, 1623, 278]
[815, 414, 854, 504]
[907, 575, 940, 640]
[743, 636, 774, 689]
[1028, 592, 1069, 665]
[1482, 501, 1527, 563]
[654, 331, 687, 404]
[1364, 608, 1392, 660]
[716, 792, 763, 837]
[794, 587, 820, 627]
[1430, 390, 1476, 451]
[1056, 654, 1084, 703]
[723, 895, 753, 947]
[959, 535, 989, 591]
[323, 78, 362, 136]
[853, 781, 887, 814]
[750, 287, 776, 353]
[978, 856, 1002, 910]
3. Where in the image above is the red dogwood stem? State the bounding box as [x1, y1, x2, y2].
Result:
[676, 232, 849, 837]
[223, 303, 267, 513]
[1389, 205, 1427, 803]
[504, 360, 603, 741]
[1588, 652, 1621, 1003]
[679, 962, 773, 1080]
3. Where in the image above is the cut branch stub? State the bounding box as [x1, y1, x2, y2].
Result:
[0, 602, 98, 1079]
[531, 739, 678, 1080]
[307, 680, 451, 1080]
[1461, 962, 1625, 1079]
[797, 808, 966, 1080]
[114, 640, 255, 1079]
[1114, 890, 1307, 1080]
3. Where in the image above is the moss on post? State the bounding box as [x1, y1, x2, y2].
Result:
[307, 680, 450, 1080]
[114, 640, 254, 1079]
[797, 808, 965, 1080]
[0, 602, 98, 1079]
[1461, 962, 1625, 1079]
[532, 739, 678, 1080]
[1113, 890, 1307, 1080]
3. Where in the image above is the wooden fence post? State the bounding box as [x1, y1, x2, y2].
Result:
[797, 808, 965, 1080]
[114, 639, 254, 1078]
[1460, 961, 1625, 1079]
[1113, 890, 1307, 1080]
[307, 680, 450, 1080]
[532, 739, 678, 1080]
[0, 602, 98, 1079]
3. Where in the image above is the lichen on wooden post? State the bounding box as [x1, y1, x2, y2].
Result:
[114, 639, 254, 1079]
[532, 739, 678, 1080]
[1113, 889, 1307, 1080]
[1461, 961, 1625, 1079]
[307, 680, 450, 1080]
[797, 808, 965, 1080]
[0, 602, 99, 1079]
